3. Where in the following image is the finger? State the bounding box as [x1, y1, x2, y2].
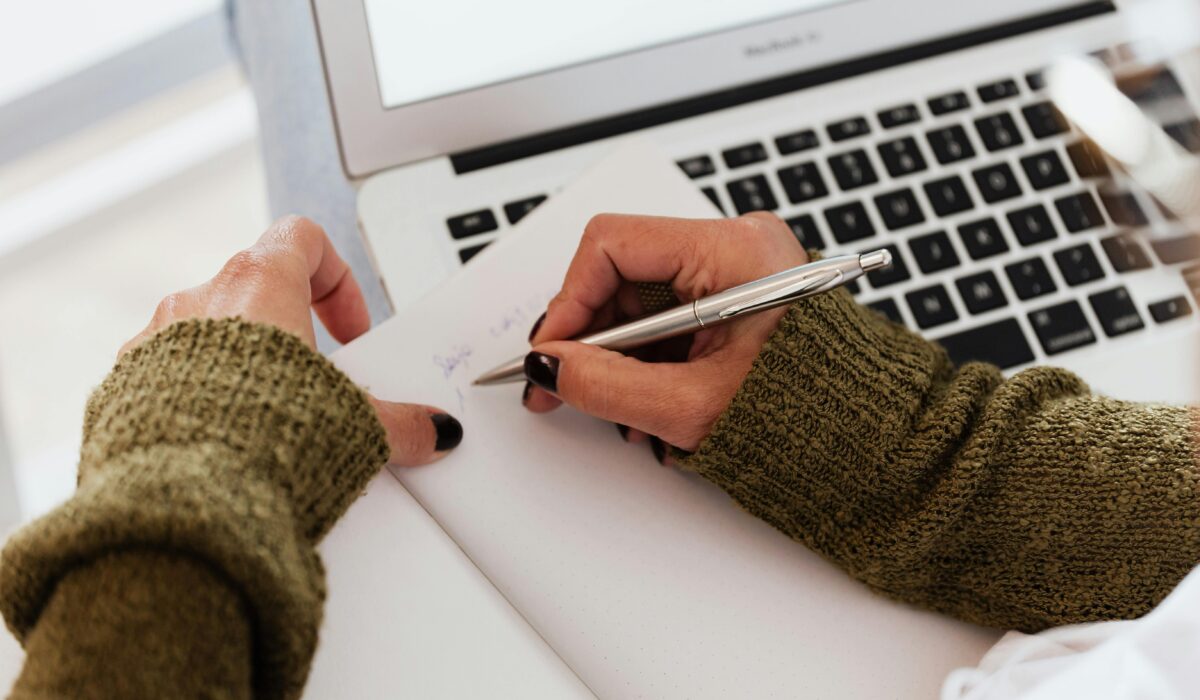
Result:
[118, 289, 199, 358]
[369, 398, 463, 467]
[534, 213, 804, 348]
[257, 216, 371, 344]
[532, 215, 724, 345]
[525, 340, 708, 447]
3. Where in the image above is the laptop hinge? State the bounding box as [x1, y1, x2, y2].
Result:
[451, 1, 1115, 175]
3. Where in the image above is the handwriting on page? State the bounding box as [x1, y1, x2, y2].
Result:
[430, 289, 557, 382]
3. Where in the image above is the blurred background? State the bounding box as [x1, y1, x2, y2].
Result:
[0, 0, 270, 528]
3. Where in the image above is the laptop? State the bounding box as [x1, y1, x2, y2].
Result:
[311, 0, 1200, 405]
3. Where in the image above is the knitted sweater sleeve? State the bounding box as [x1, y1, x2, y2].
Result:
[0, 319, 389, 699]
[683, 289, 1200, 632]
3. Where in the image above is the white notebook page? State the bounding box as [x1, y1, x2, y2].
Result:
[332, 140, 1000, 698]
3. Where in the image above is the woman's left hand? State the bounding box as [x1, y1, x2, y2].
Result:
[120, 216, 461, 465]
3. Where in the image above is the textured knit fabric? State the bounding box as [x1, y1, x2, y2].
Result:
[682, 288, 1200, 632]
[0, 319, 388, 699]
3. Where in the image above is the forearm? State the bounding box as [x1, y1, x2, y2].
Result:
[1, 319, 389, 699]
[685, 290, 1200, 631]
[12, 550, 252, 699]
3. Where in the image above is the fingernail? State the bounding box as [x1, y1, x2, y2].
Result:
[528, 311, 547, 342]
[650, 436, 667, 465]
[617, 424, 630, 441]
[524, 352, 559, 394]
[522, 381, 534, 405]
[431, 413, 464, 452]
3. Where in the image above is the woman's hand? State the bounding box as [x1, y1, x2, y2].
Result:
[524, 212, 807, 454]
[121, 216, 462, 465]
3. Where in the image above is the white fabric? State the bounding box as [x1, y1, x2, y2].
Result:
[943, 566, 1200, 700]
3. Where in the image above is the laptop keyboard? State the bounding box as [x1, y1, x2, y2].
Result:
[443, 60, 1200, 371]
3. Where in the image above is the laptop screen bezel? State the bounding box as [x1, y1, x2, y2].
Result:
[312, 0, 1107, 178]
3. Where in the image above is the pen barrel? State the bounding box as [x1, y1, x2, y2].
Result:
[578, 305, 700, 351]
[692, 256, 860, 325]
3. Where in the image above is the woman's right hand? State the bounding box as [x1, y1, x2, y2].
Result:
[523, 212, 808, 455]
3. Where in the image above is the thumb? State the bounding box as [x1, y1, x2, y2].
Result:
[525, 341, 699, 445]
[368, 397, 463, 467]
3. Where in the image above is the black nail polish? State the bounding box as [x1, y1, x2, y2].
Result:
[650, 436, 667, 465]
[528, 311, 547, 342]
[522, 381, 534, 405]
[524, 352, 559, 394]
[431, 413, 464, 452]
[617, 424, 630, 441]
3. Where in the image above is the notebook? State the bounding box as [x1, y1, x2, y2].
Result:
[321, 140, 1001, 698]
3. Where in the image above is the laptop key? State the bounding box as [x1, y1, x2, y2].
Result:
[975, 113, 1024, 152]
[786, 214, 825, 250]
[677, 155, 716, 179]
[1184, 264, 1200, 295]
[1026, 71, 1047, 92]
[1165, 119, 1200, 153]
[865, 244, 911, 287]
[978, 79, 1020, 103]
[828, 116, 871, 142]
[447, 209, 498, 239]
[458, 242, 489, 264]
[1099, 191, 1148, 226]
[927, 125, 976, 165]
[879, 104, 921, 129]
[1089, 287, 1145, 337]
[727, 175, 778, 214]
[937, 318, 1035, 369]
[1149, 296, 1193, 323]
[824, 201, 876, 243]
[908, 231, 960, 274]
[722, 143, 768, 169]
[1067, 141, 1110, 178]
[929, 91, 971, 115]
[775, 129, 820, 156]
[1007, 204, 1058, 246]
[924, 175, 975, 217]
[875, 188, 925, 231]
[701, 186, 725, 215]
[878, 137, 929, 178]
[1029, 300, 1097, 355]
[973, 163, 1022, 204]
[906, 284, 959, 329]
[956, 271, 1008, 315]
[828, 150, 878, 191]
[1021, 102, 1069, 139]
[1124, 69, 1186, 103]
[1006, 257, 1057, 300]
[1100, 234, 1152, 272]
[504, 195, 548, 225]
[958, 218, 1009, 260]
[866, 298, 904, 325]
[1150, 234, 1200, 264]
[1020, 150, 1070, 190]
[777, 162, 830, 204]
[1054, 243, 1106, 286]
[1055, 191, 1106, 232]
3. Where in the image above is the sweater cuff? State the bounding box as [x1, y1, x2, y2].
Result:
[679, 289, 954, 554]
[1, 318, 389, 700]
[80, 318, 389, 542]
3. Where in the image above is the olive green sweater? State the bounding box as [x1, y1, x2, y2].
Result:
[2, 293, 1198, 698]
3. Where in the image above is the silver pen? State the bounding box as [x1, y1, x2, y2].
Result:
[473, 249, 892, 386]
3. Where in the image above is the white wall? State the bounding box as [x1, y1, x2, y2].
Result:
[0, 381, 19, 531]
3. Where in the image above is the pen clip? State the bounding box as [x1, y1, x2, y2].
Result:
[717, 269, 844, 319]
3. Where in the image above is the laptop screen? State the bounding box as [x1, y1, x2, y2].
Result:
[363, 0, 851, 109]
